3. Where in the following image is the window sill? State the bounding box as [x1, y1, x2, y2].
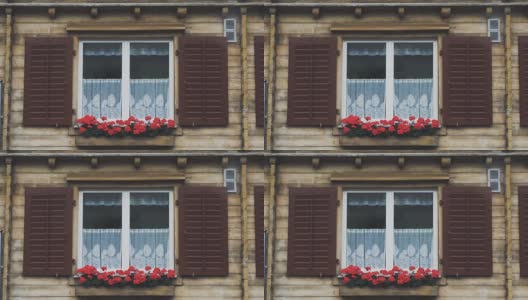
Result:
[75, 135, 175, 148]
[338, 135, 439, 148]
[74, 285, 175, 297]
[338, 285, 439, 297]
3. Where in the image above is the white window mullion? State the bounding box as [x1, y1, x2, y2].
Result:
[78, 43, 85, 118]
[433, 41, 439, 119]
[385, 192, 395, 269]
[122, 42, 131, 119]
[78, 192, 84, 268]
[122, 192, 131, 269]
[385, 42, 395, 119]
[432, 191, 439, 269]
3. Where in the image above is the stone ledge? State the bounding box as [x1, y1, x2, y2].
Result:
[74, 285, 175, 297]
[339, 285, 439, 297]
[75, 135, 175, 148]
[339, 135, 439, 148]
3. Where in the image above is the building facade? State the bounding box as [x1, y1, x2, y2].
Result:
[0, 1, 527, 300]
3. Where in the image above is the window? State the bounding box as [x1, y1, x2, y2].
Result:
[79, 41, 174, 120]
[79, 191, 173, 270]
[488, 168, 501, 192]
[342, 190, 437, 270]
[224, 18, 237, 42]
[342, 41, 438, 120]
[224, 168, 237, 193]
[488, 18, 501, 43]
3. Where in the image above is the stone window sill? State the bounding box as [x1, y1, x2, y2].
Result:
[338, 285, 439, 297]
[74, 285, 175, 297]
[75, 135, 175, 148]
[338, 135, 439, 148]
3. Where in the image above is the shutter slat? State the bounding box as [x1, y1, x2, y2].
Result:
[23, 37, 73, 127]
[442, 186, 492, 276]
[23, 187, 73, 276]
[178, 186, 228, 276]
[519, 187, 528, 276]
[255, 36, 265, 128]
[178, 36, 228, 127]
[519, 37, 528, 126]
[287, 37, 337, 126]
[287, 187, 336, 276]
[442, 36, 492, 127]
[254, 186, 265, 277]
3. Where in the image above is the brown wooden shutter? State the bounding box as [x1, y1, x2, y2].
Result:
[287, 187, 337, 276]
[287, 37, 337, 126]
[254, 36, 265, 128]
[178, 186, 228, 276]
[519, 37, 528, 127]
[178, 36, 228, 127]
[254, 186, 265, 277]
[519, 186, 528, 276]
[24, 37, 73, 127]
[23, 187, 73, 276]
[442, 36, 492, 127]
[442, 186, 492, 276]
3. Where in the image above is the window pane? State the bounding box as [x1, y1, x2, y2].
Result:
[346, 193, 386, 269]
[130, 43, 170, 119]
[346, 43, 386, 119]
[394, 192, 433, 269]
[130, 192, 170, 269]
[82, 193, 122, 269]
[394, 43, 434, 119]
[82, 43, 122, 119]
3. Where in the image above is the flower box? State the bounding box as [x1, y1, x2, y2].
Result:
[75, 135, 175, 148]
[338, 285, 438, 297]
[74, 285, 174, 297]
[339, 135, 438, 148]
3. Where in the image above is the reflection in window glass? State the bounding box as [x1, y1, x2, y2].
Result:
[394, 192, 433, 268]
[346, 193, 386, 269]
[130, 192, 170, 269]
[346, 43, 386, 119]
[82, 193, 122, 269]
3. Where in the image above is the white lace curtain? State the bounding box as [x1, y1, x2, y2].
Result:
[82, 79, 122, 119]
[394, 79, 433, 119]
[130, 229, 170, 269]
[346, 79, 386, 119]
[130, 79, 170, 119]
[394, 228, 433, 269]
[346, 229, 386, 269]
[82, 229, 122, 269]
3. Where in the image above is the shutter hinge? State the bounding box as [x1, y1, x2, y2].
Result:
[439, 258, 443, 265]
[175, 200, 179, 206]
[336, 200, 340, 207]
[72, 200, 76, 207]
[175, 49, 180, 56]
[439, 200, 443, 206]
[73, 49, 77, 56]
[439, 49, 443, 56]
[175, 258, 179, 264]
[336, 258, 340, 265]
[336, 49, 340, 56]
[72, 258, 76, 265]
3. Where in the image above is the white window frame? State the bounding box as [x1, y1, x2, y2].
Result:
[78, 40, 174, 120]
[224, 18, 237, 42]
[224, 168, 237, 193]
[488, 168, 501, 193]
[340, 190, 438, 270]
[488, 18, 501, 43]
[341, 40, 438, 120]
[77, 190, 174, 270]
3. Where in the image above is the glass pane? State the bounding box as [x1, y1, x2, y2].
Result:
[489, 19, 499, 30]
[82, 43, 122, 119]
[130, 43, 170, 119]
[394, 192, 434, 269]
[394, 43, 434, 119]
[490, 31, 500, 42]
[489, 169, 500, 180]
[130, 192, 170, 269]
[82, 193, 122, 269]
[346, 43, 386, 119]
[225, 19, 236, 30]
[346, 193, 386, 269]
[225, 169, 236, 179]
